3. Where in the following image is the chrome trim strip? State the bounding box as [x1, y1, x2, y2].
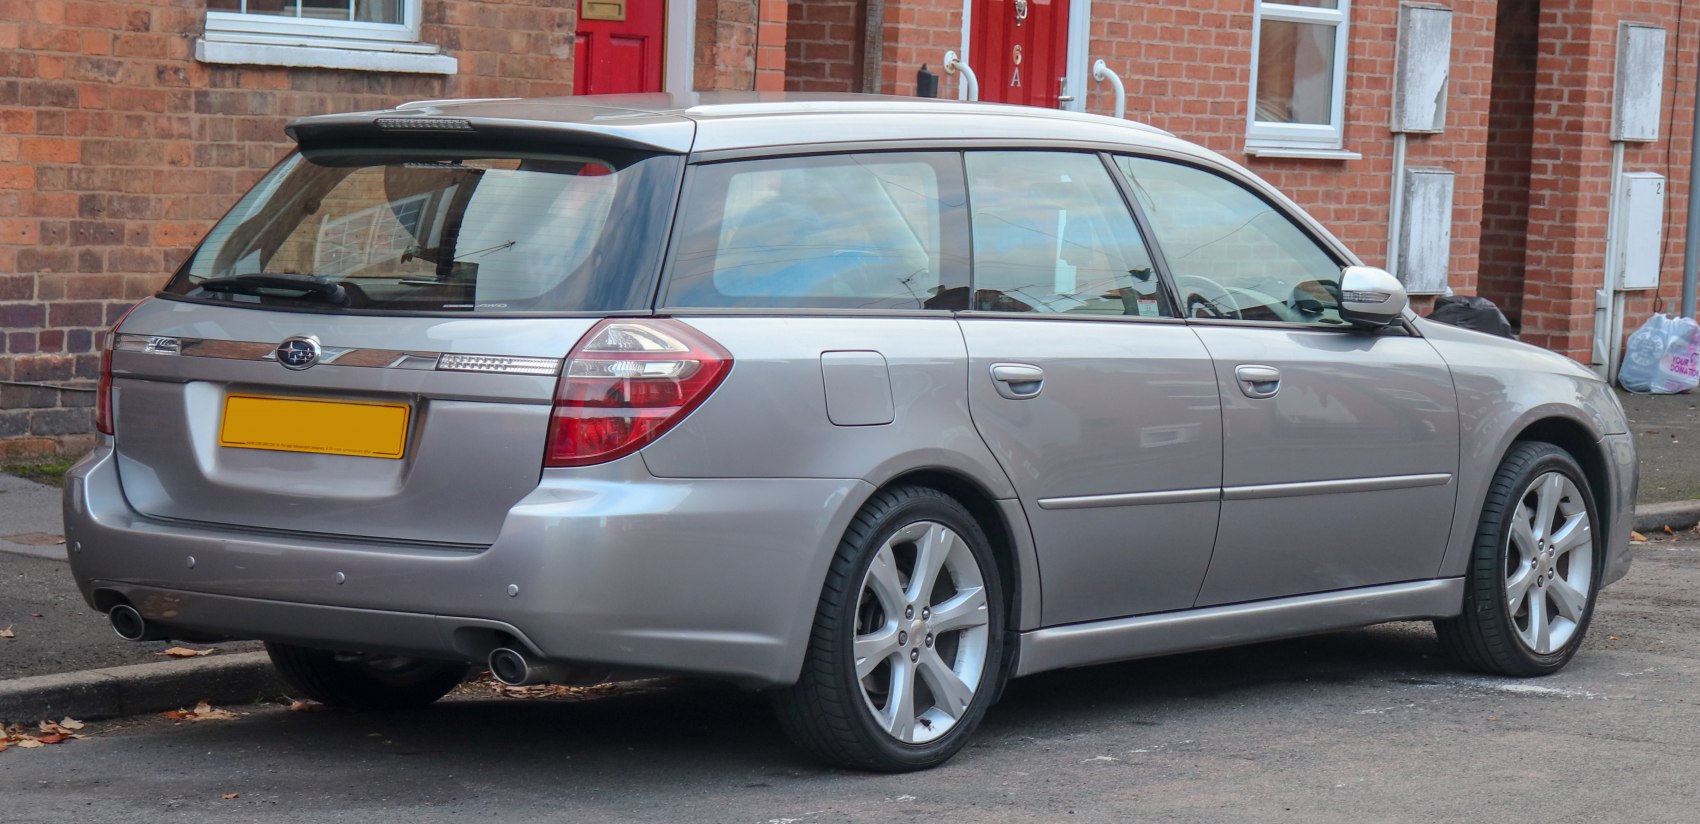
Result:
[1036, 474, 1450, 510]
[1015, 579, 1464, 677]
[1038, 487, 1219, 510]
[1221, 473, 1452, 501]
[114, 334, 563, 376]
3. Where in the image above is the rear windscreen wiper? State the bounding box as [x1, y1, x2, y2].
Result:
[196, 273, 348, 305]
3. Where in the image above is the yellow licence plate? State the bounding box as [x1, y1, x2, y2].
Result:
[219, 394, 410, 460]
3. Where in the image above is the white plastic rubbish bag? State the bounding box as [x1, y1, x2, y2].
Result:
[1619, 313, 1700, 394]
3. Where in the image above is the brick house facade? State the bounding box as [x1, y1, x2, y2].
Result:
[1, 0, 1696, 456]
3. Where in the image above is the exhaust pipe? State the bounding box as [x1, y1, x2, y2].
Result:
[487, 647, 578, 687]
[109, 604, 161, 642]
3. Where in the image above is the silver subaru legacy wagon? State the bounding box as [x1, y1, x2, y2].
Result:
[64, 93, 1635, 771]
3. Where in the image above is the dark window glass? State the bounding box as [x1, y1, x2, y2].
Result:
[162, 149, 681, 314]
[666, 153, 969, 310]
[1115, 155, 1345, 325]
[966, 151, 1173, 318]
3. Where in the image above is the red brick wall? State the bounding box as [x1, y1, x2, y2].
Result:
[877, 0, 962, 97]
[1610, 0, 1698, 363]
[1479, 0, 1540, 326]
[1521, 0, 1697, 360]
[695, 0, 788, 92]
[0, 0, 577, 457]
[785, 0, 865, 92]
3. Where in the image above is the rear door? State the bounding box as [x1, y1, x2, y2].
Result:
[114, 145, 682, 546]
[1113, 155, 1460, 606]
[957, 150, 1222, 625]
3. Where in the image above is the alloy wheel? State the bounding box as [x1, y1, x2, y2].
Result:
[853, 520, 990, 745]
[1504, 471, 1594, 655]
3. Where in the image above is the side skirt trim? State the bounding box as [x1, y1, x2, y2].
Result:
[1014, 578, 1463, 677]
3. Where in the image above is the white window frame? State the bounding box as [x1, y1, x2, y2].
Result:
[196, 0, 457, 74]
[1246, 1, 1352, 155]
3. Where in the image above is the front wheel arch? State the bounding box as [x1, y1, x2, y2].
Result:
[1510, 419, 1614, 535]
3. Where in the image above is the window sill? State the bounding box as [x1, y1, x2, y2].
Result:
[1244, 146, 1363, 161]
[195, 38, 458, 75]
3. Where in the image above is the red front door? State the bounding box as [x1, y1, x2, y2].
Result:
[968, 0, 1071, 107]
[574, 1, 665, 95]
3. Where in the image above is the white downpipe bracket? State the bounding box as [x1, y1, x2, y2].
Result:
[943, 50, 979, 102]
[1091, 59, 1125, 119]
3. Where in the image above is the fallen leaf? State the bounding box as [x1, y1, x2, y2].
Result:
[287, 700, 327, 713]
[1486, 716, 1501, 721]
[158, 647, 216, 658]
[163, 710, 193, 720]
[57, 718, 84, 731]
[189, 701, 237, 721]
[15, 739, 44, 749]
[221, 793, 240, 800]
[1608, 634, 1621, 641]
[34, 734, 66, 745]
[1630, 531, 1648, 542]
[1664, 524, 1675, 535]
[29, 613, 42, 618]
[0, 626, 14, 639]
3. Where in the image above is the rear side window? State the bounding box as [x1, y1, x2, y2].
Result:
[162, 149, 682, 314]
[665, 152, 969, 310]
[966, 151, 1173, 318]
[1114, 155, 1345, 325]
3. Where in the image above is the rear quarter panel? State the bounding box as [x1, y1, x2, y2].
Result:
[641, 316, 1044, 629]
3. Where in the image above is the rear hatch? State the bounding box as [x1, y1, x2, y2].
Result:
[109, 125, 685, 546]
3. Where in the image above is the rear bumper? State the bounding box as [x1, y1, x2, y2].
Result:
[63, 444, 869, 687]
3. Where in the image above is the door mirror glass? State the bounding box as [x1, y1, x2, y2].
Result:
[1337, 265, 1409, 328]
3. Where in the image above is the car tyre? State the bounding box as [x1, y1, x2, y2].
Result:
[774, 485, 1006, 772]
[266, 642, 469, 711]
[1436, 441, 1601, 676]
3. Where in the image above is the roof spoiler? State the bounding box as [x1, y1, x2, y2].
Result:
[284, 109, 695, 155]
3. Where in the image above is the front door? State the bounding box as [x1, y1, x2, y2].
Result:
[958, 151, 1222, 626]
[1112, 155, 1462, 607]
[574, 1, 665, 95]
[969, 0, 1071, 107]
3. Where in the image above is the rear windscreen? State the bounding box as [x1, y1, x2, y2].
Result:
[162, 149, 682, 314]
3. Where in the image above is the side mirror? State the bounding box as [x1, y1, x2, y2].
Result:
[1336, 265, 1408, 328]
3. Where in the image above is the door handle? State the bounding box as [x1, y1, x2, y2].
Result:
[991, 363, 1045, 399]
[1235, 364, 1281, 399]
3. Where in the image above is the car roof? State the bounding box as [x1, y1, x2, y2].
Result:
[286, 91, 1195, 157]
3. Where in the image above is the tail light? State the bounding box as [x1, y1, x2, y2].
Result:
[95, 302, 143, 436]
[544, 319, 732, 467]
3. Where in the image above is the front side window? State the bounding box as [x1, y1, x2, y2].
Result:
[1249, 1, 1352, 152]
[1116, 156, 1345, 326]
[666, 153, 969, 310]
[966, 152, 1173, 318]
[162, 149, 682, 314]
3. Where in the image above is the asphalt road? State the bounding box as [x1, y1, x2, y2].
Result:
[1, 535, 1695, 823]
